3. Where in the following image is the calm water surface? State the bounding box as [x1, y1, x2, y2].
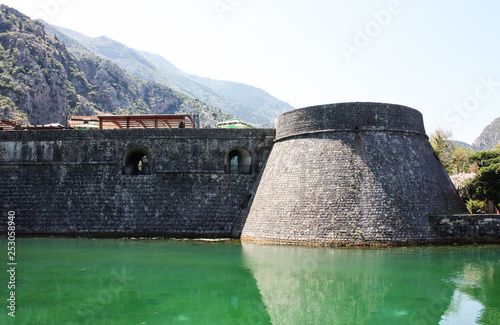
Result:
[0, 238, 499, 325]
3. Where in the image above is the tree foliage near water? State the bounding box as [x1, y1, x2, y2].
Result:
[465, 199, 488, 214]
[430, 129, 500, 212]
[430, 129, 472, 175]
[460, 146, 500, 208]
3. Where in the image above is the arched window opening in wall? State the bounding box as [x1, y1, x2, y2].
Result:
[123, 146, 152, 175]
[229, 151, 240, 174]
[225, 147, 252, 174]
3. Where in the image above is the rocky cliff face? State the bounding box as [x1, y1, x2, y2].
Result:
[0, 5, 230, 126]
[472, 116, 500, 151]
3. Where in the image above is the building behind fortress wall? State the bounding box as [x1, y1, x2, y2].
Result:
[0, 128, 275, 237]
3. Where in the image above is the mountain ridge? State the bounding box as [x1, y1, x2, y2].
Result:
[472, 116, 500, 151]
[0, 5, 232, 126]
[46, 23, 294, 126]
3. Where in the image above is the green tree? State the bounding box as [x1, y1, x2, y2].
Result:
[461, 148, 500, 207]
[450, 145, 473, 174]
[430, 129, 472, 175]
[466, 199, 488, 214]
[474, 163, 500, 205]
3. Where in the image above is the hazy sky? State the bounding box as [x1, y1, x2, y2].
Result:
[1, 0, 499, 143]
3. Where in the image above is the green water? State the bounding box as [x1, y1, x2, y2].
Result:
[0, 238, 499, 325]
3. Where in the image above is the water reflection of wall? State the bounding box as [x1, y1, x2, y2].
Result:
[242, 243, 500, 325]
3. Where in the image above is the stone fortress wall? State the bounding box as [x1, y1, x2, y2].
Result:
[241, 103, 471, 245]
[0, 128, 275, 237]
[0, 103, 498, 245]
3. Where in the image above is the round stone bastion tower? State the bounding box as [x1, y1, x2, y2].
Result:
[241, 102, 468, 246]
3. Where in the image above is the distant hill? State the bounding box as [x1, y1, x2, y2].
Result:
[453, 140, 471, 149]
[0, 5, 231, 126]
[46, 23, 294, 126]
[472, 116, 500, 151]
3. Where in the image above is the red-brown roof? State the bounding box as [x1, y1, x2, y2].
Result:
[68, 115, 117, 129]
[0, 120, 22, 130]
[97, 114, 195, 129]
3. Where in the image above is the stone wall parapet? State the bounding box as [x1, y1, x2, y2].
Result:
[276, 102, 426, 141]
